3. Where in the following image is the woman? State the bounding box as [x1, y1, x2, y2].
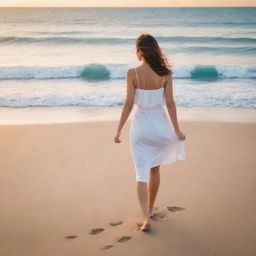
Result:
[114, 33, 186, 232]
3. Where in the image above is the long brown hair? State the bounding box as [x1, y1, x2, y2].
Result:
[136, 33, 173, 76]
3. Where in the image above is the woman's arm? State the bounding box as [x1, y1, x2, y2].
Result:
[114, 69, 135, 143]
[164, 73, 186, 140]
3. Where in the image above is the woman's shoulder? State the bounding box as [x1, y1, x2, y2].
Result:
[126, 68, 137, 82]
[126, 67, 139, 77]
[128, 66, 140, 71]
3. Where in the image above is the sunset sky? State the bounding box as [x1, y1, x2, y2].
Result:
[0, 0, 255, 7]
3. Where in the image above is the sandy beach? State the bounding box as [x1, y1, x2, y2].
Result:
[0, 119, 255, 256]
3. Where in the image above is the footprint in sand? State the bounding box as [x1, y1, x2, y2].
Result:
[90, 220, 123, 236]
[64, 235, 77, 239]
[117, 236, 132, 243]
[89, 228, 104, 235]
[100, 235, 131, 250]
[109, 220, 123, 226]
[101, 244, 114, 250]
[167, 206, 185, 212]
[150, 211, 169, 220]
[149, 206, 169, 221]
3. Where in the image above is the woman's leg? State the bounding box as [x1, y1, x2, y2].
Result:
[137, 181, 151, 230]
[148, 166, 160, 215]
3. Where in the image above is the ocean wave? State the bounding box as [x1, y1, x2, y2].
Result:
[175, 65, 256, 79]
[0, 89, 255, 108]
[139, 21, 256, 28]
[0, 64, 125, 80]
[1, 35, 256, 45]
[177, 46, 256, 55]
[36, 31, 95, 35]
[0, 36, 132, 44]
[0, 93, 124, 108]
[0, 64, 255, 80]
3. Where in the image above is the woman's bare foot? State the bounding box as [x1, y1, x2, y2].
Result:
[140, 217, 151, 231]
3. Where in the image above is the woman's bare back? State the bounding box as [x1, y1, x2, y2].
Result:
[134, 64, 166, 90]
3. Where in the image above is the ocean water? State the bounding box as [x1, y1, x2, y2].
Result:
[0, 7, 255, 109]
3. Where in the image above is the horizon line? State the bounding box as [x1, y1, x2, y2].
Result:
[0, 6, 255, 8]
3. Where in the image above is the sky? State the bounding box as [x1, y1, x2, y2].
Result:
[0, 0, 255, 7]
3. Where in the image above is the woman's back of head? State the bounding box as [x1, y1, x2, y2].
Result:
[136, 33, 173, 76]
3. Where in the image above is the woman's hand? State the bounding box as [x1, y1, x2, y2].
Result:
[114, 130, 122, 143]
[175, 129, 186, 141]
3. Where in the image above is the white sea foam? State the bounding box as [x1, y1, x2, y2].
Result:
[0, 64, 255, 80]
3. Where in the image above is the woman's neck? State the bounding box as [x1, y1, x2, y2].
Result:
[141, 60, 149, 67]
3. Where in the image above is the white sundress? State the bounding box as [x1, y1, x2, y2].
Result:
[129, 68, 185, 183]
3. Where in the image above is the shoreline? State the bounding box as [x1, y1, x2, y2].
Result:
[0, 106, 255, 125]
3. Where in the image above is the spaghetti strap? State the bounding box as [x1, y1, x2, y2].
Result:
[161, 75, 165, 88]
[135, 68, 140, 89]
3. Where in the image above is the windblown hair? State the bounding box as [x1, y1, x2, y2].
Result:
[136, 33, 173, 76]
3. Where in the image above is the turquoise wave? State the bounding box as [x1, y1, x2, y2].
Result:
[80, 65, 110, 80]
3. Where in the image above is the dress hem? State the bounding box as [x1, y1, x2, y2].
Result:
[150, 154, 185, 169]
